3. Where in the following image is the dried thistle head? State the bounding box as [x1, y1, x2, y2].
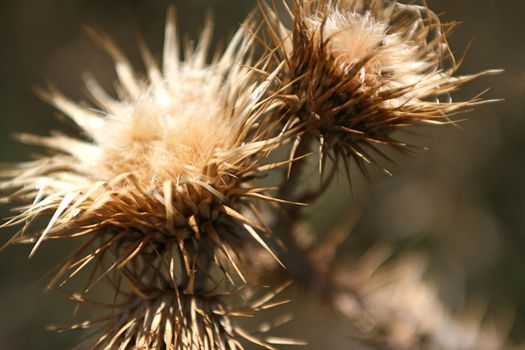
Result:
[58, 279, 295, 350]
[260, 0, 497, 178]
[44, 195, 296, 350]
[332, 250, 512, 350]
[0, 9, 288, 292]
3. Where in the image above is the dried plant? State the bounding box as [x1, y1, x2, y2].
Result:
[0, 1, 512, 349]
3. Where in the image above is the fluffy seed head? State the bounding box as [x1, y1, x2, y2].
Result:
[0, 10, 288, 290]
[260, 0, 496, 178]
[334, 251, 510, 349]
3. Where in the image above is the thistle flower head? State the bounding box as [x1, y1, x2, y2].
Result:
[1, 9, 287, 290]
[260, 0, 495, 177]
[64, 286, 292, 350]
[334, 251, 510, 349]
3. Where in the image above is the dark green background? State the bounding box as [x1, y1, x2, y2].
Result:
[1, 1, 524, 348]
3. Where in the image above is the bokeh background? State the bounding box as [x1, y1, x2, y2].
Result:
[0, 0, 524, 349]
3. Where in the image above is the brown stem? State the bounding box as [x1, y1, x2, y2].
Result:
[277, 134, 315, 202]
[270, 134, 334, 291]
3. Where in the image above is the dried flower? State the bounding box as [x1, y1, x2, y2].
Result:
[332, 250, 511, 350]
[54, 281, 295, 350]
[260, 0, 497, 177]
[1, 9, 289, 288]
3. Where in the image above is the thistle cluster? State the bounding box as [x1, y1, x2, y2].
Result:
[0, 1, 504, 349]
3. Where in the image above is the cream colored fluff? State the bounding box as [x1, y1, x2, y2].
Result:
[24, 19, 269, 192]
[306, 10, 433, 95]
[91, 68, 237, 189]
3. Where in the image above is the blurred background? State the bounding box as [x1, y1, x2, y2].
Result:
[0, 0, 524, 349]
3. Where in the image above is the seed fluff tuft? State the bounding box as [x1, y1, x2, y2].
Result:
[259, 0, 499, 179]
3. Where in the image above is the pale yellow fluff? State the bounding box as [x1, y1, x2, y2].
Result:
[89, 68, 237, 189]
[306, 10, 433, 95]
[28, 17, 268, 192]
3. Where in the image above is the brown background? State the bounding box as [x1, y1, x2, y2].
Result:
[0, 0, 524, 348]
